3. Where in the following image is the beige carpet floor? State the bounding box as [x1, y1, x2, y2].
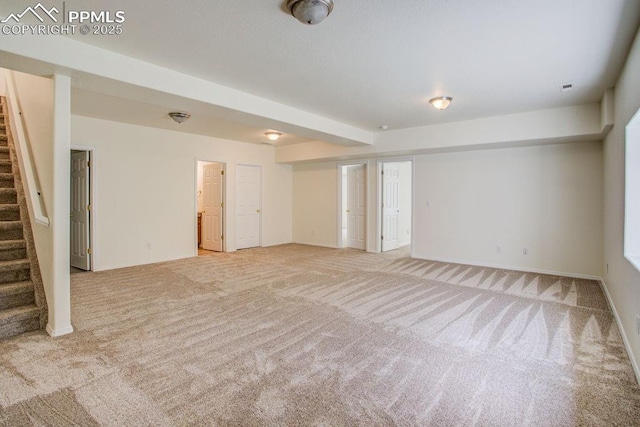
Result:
[1, 244, 639, 426]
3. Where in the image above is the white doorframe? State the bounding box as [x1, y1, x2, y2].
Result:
[69, 146, 94, 271]
[336, 161, 368, 249]
[194, 158, 227, 255]
[235, 163, 262, 249]
[376, 157, 415, 256]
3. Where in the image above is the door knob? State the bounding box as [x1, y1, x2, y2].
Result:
[346, 209, 350, 213]
[256, 209, 261, 213]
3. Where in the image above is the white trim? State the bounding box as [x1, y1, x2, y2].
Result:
[600, 278, 640, 385]
[412, 254, 602, 281]
[293, 241, 338, 249]
[46, 323, 74, 337]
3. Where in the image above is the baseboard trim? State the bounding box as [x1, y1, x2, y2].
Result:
[46, 324, 74, 337]
[599, 279, 640, 385]
[293, 241, 338, 249]
[411, 255, 602, 281]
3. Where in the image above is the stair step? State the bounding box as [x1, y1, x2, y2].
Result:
[0, 188, 17, 204]
[0, 240, 26, 262]
[0, 259, 30, 284]
[0, 160, 10, 174]
[0, 205, 20, 221]
[0, 173, 14, 189]
[0, 281, 34, 310]
[0, 221, 23, 241]
[0, 305, 39, 339]
[0, 147, 8, 160]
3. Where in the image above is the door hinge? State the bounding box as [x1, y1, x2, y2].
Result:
[221, 170, 225, 175]
[87, 248, 92, 254]
[221, 202, 224, 208]
[87, 160, 91, 167]
[87, 204, 91, 211]
[381, 236, 384, 240]
[381, 170, 384, 175]
[221, 235, 224, 241]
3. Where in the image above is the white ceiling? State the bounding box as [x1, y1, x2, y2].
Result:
[2, 0, 640, 140]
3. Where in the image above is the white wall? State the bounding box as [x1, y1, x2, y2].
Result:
[603, 27, 640, 379]
[412, 142, 602, 277]
[71, 116, 293, 271]
[397, 161, 412, 247]
[293, 162, 338, 248]
[0, 69, 6, 96]
[293, 142, 603, 277]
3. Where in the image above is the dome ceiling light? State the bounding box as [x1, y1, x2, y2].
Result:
[168, 112, 191, 123]
[287, 0, 334, 25]
[429, 96, 453, 110]
[265, 131, 282, 141]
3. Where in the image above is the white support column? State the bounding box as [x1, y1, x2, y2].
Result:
[46, 74, 73, 337]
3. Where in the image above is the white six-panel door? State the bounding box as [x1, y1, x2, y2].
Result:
[347, 165, 366, 250]
[382, 163, 400, 252]
[70, 151, 91, 270]
[236, 164, 261, 249]
[202, 163, 223, 252]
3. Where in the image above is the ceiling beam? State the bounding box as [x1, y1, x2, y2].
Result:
[0, 35, 373, 147]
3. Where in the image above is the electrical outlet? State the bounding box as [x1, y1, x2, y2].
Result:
[523, 248, 528, 255]
[496, 245, 502, 254]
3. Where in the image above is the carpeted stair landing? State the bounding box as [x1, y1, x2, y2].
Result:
[0, 101, 42, 339]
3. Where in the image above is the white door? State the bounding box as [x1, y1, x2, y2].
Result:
[70, 151, 91, 270]
[202, 163, 223, 251]
[236, 164, 261, 249]
[382, 163, 400, 252]
[347, 165, 366, 250]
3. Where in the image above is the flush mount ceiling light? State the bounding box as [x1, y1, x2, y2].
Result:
[287, 0, 334, 25]
[168, 112, 190, 123]
[429, 96, 453, 110]
[265, 131, 282, 141]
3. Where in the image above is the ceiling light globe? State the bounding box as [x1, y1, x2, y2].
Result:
[287, 0, 334, 25]
[168, 112, 191, 123]
[265, 132, 282, 141]
[429, 96, 453, 110]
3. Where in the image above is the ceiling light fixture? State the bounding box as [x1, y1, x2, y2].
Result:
[429, 96, 453, 110]
[265, 131, 282, 141]
[287, 0, 334, 25]
[168, 112, 191, 123]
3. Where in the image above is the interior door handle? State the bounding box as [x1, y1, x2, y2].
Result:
[346, 210, 350, 213]
[256, 209, 261, 213]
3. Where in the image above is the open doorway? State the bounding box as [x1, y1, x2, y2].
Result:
[338, 163, 367, 250]
[70, 149, 92, 271]
[379, 160, 412, 252]
[196, 160, 225, 254]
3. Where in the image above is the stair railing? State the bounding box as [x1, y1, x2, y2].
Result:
[4, 70, 50, 227]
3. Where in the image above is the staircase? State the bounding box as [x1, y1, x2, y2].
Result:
[0, 98, 45, 339]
